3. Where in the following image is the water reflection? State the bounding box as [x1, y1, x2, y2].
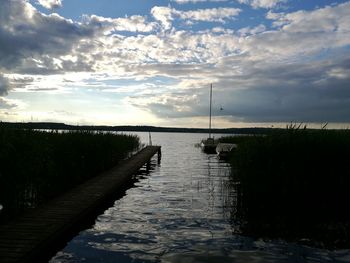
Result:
[50, 133, 350, 263]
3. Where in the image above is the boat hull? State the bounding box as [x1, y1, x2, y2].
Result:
[201, 138, 218, 154]
[201, 143, 217, 154]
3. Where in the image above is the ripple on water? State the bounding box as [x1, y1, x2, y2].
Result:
[50, 132, 350, 263]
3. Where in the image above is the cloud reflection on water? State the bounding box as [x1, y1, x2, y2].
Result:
[50, 132, 350, 263]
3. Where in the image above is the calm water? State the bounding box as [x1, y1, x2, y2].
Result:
[50, 132, 350, 263]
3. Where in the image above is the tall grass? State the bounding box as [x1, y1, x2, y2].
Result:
[0, 125, 140, 221]
[219, 135, 256, 145]
[223, 127, 350, 248]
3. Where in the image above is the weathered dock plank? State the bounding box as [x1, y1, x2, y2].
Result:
[0, 146, 160, 263]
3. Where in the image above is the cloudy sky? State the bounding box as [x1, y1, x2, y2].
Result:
[0, 0, 350, 128]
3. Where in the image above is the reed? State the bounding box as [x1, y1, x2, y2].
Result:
[219, 135, 256, 145]
[223, 126, 350, 248]
[0, 125, 140, 221]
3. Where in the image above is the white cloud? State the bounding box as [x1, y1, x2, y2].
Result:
[2, 0, 349, 79]
[125, 90, 200, 118]
[0, 97, 20, 110]
[1, 0, 350, 124]
[327, 67, 350, 80]
[123, 2, 350, 122]
[237, 0, 286, 9]
[150, 6, 241, 29]
[0, 0, 94, 75]
[212, 27, 234, 34]
[173, 0, 228, 3]
[267, 2, 350, 33]
[238, 24, 266, 36]
[176, 7, 241, 23]
[151, 6, 174, 30]
[86, 15, 157, 33]
[239, 2, 350, 61]
[37, 0, 62, 9]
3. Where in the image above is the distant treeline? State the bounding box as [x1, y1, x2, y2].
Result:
[1, 121, 277, 134]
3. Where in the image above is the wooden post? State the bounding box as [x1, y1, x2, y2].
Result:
[146, 160, 151, 171]
[209, 83, 212, 139]
[157, 148, 162, 164]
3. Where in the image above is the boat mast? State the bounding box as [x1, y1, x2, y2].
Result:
[209, 83, 212, 139]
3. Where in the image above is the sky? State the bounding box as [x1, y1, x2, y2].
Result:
[0, 0, 350, 128]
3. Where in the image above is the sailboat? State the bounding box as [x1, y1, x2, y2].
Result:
[201, 84, 218, 153]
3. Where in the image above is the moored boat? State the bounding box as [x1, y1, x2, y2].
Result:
[201, 137, 218, 153]
[201, 83, 218, 153]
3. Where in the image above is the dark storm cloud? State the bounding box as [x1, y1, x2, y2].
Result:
[214, 57, 350, 122]
[134, 55, 350, 123]
[0, 0, 94, 73]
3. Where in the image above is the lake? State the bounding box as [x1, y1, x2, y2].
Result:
[50, 132, 350, 263]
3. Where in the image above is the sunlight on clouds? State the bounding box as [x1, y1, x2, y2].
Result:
[8, 110, 84, 124]
[238, 24, 266, 36]
[0, 97, 24, 110]
[237, 0, 286, 9]
[1, 0, 350, 126]
[151, 6, 174, 30]
[267, 3, 350, 33]
[173, 0, 228, 3]
[176, 7, 241, 23]
[327, 68, 350, 79]
[86, 108, 160, 126]
[85, 15, 157, 33]
[125, 92, 200, 114]
[151, 6, 241, 28]
[101, 83, 162, 94]
[212, 27, 234, 34]
[8, 105, 159, 126]
[37, 0, 62, 10]
[8, 74, 70, 94]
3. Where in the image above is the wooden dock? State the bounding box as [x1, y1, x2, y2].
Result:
[0, 146, 161, 263]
